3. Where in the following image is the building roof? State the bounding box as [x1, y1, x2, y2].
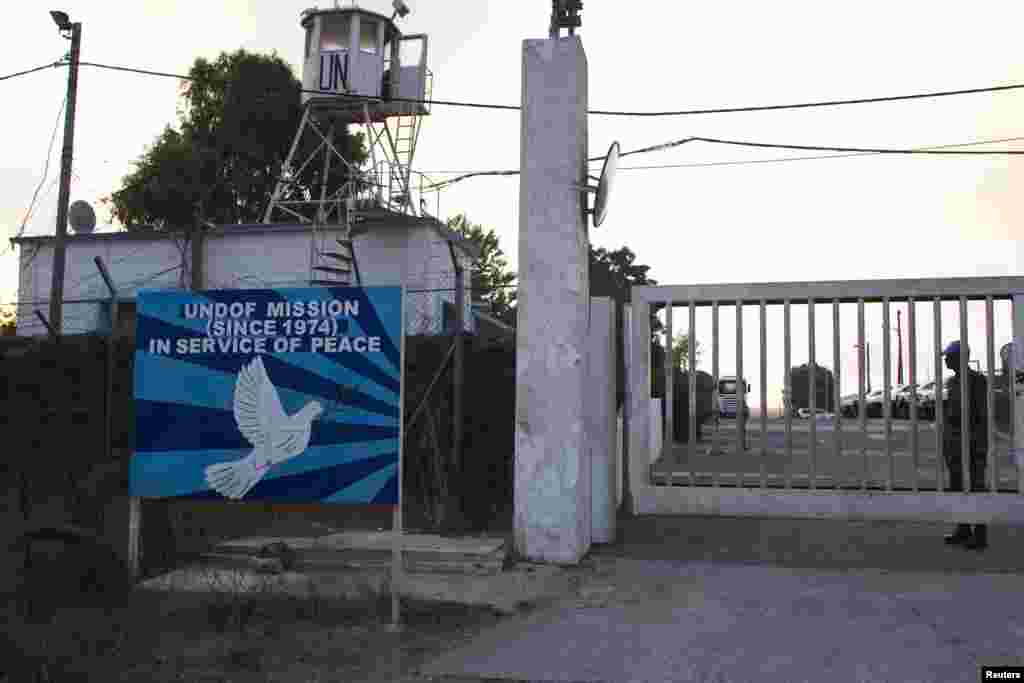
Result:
[9, 209, 481, 259]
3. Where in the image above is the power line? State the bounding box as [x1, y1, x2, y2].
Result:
[0, 61, 64, 82]
[76, 60, 1024, 118]
[422, 134, 1024, 190]
[687, 136, 1024, 156]
[2, 97, 68, 256]
[610, 135, 1024, 171]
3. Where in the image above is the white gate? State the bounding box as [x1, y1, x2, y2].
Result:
[627, 277, 1024, 524]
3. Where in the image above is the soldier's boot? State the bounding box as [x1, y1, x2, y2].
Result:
[944, 524, 973, 546]
[965, 524, 988, 551]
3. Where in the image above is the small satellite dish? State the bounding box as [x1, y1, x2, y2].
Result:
[68, 200, 96, 234]
[575, 141, 620, 228]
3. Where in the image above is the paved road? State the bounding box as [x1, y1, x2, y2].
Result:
[415, 515, 1024, 683]
[653, 418, 1020, 490]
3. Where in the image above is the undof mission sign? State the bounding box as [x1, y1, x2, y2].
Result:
[130, 286, 403, 505]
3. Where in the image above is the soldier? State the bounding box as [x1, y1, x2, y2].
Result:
[940, 340, 989, 551]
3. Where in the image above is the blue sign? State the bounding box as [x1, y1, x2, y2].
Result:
[130, 287, 403, 505]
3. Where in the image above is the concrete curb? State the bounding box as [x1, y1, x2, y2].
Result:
[138, 561, 579, 615]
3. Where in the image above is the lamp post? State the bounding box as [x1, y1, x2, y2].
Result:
[47, 10, 82, 335]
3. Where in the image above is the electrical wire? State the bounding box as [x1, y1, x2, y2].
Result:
[422, 134, 1024, 190]
[76, 60, 1024, 118]
[612, 136, 1024, 170]
[687, 136, 1024, 156]
[0, 61, 64, 82]
[2, 97, 67, 256]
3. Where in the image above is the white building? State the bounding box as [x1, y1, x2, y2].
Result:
[11, 210, 478, 338]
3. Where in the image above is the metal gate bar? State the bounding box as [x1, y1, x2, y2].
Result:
[688, 300, 697, 479]
[986, 296, 996, 492]
[759, 299, 768, 488]
[959, 297, 971, 493]
[934, 297, 946, 491]
[857, 299, 867, 489]
[712, 301, 720, 486]
[784, 299, 793, 487]
[663, 301, 674, 485]
[832, 300, 842, 473]
[737, 301, 745, 463]
[883, 297, 893, 491]
[908, 298, 919, 491]
[1015, 296, 1023, 494]
[808, 299, 817, 489]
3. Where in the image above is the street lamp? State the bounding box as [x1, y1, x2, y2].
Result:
[47, 10, 82, 334]
[49, 10, 71, 32]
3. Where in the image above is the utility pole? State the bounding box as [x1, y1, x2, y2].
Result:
[48, 12, 82, 335]
[446, 243, 466, 531]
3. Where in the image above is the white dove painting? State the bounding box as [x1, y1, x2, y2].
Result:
[204, 356, 324, 499]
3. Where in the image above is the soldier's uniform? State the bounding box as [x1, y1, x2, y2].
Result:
[941, 354, 989, 549]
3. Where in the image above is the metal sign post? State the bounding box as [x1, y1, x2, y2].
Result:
[390, 286, 407, 631]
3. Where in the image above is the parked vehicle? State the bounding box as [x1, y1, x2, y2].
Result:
[868, 388, 896, 417]
[839, 393, 860, 418]
[717, 376, 750, 419]
[918, 381, 940, 420]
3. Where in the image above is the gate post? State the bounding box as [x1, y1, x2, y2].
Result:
[588, 297, 616, 543]
[514, 35, 591, 564]
[1014, 294, 1024, 493]
[628, 298, 652, 515]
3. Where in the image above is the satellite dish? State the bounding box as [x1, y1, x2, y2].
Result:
[575, 141, 620, 228]
[68, 200, 96, 234]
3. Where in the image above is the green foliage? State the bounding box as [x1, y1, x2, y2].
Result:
[104, 49, 367, 229]
[0, 305, 14, 336]
[588, 244, 664, 406]
[672, 332, 702, 371]
[447, 213, 517, 326]
[589, 245, 656, 300]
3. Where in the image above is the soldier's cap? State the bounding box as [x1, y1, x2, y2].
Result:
[943, 340, 968, 357]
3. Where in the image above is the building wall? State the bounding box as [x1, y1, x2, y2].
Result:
[14, 224, 470, 338]
[15, 236, 184, 336]
[204, 229, 313, 290]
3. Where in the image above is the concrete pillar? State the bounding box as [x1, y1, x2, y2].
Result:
[628, 301, 652, 516]
[514, 36, 590, 564]
[588, 297, 616, 544]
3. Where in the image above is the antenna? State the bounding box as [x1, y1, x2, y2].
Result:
[68, 199, 96, 234]
[574, 141, 620, 228]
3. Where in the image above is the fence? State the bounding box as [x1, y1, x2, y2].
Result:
[628, 277, 1024, 523]
[1, 329, 515, 580]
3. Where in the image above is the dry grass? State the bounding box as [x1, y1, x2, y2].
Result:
[1, 560, 509, 683]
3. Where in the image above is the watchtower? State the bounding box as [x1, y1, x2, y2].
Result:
[263, 1, 434, 286]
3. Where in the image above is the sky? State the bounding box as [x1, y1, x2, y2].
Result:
[2, 1, 1023, 413]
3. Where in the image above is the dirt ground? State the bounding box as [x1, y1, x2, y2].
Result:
[1, 577, 550, 683]
[0, 482, 534, 683]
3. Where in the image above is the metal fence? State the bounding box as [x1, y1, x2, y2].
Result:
[627, 277, 1024, 523]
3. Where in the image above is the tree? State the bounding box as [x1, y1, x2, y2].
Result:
[104, 49, 367, 229]
[588, 245, 664, 406]
[447, 213, 516, 326]
[0, 306, 14, 337]
[672, 332, 702, 371]
[789, 364, 837, 412]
